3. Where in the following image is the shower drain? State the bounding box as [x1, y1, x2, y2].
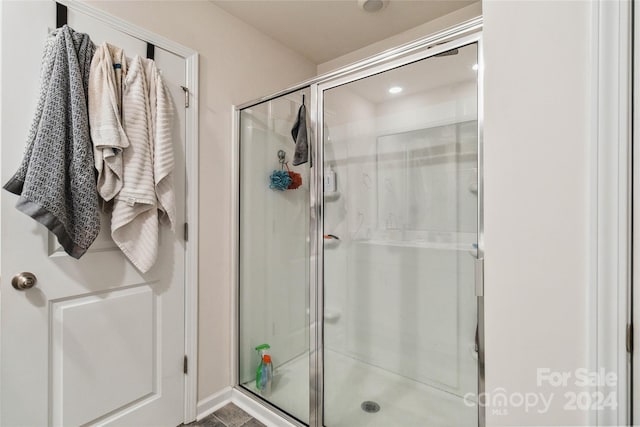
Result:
[361, 401, 381, 413]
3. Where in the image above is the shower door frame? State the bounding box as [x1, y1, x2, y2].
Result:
[311, 32, 484, 427]
[232, 17, 485, 427]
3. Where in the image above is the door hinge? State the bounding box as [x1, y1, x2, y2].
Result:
[184, 222, 189, 242]
[180, 86, 189, 108]
[184, 355, 188, 374]
[626, 323, 633, 354]
[475, 257, 484, 297]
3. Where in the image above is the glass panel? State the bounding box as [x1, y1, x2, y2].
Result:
[238, 88, 311, 424]
[323, 43, 479, 426]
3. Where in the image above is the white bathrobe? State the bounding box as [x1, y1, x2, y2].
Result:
[110, 55, 175, 273]
[88, 43, 129, 207]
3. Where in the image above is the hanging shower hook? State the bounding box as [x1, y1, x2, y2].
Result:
[277, 150, 286, 168]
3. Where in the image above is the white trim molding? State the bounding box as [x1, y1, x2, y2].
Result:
[231, 389, 298, 427]
[592, 0, 633, 425]
[197, 387, 298, 427]
[56, 1, 200, 423]
[196, 387, 233, 421]
[184, 41, 200, 427]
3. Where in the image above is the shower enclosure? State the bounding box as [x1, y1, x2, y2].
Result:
[235, 21, 483, 427]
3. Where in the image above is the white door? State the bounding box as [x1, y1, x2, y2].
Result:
[0, 2, 187, 426]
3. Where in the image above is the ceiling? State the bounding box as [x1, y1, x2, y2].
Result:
[211, 0, 476, 64]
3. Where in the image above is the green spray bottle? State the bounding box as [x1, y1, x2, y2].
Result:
[255, 344, 271, 390]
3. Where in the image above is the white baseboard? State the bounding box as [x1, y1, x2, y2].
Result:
[231, 388, 298, 427]
[196, 387, 233, 421]
[197, 386, 298, 426]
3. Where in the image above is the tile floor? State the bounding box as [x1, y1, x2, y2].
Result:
[189, 403, 265, 427]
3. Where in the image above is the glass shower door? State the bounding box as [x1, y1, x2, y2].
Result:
[321, 43, 479, 426]
[238, 88, 311, 424]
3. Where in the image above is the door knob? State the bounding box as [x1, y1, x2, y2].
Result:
[11, 272, 37, 290]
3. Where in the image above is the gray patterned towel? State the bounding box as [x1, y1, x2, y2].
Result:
[3, 25, 99, 259]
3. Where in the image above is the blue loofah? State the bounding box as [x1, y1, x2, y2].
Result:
[269, 170, 292, 191]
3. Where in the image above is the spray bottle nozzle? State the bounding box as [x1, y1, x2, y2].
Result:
[255, 344, 271, 352]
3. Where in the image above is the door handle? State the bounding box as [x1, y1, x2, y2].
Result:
[11, 272, 37, 290]
[475, 257, 484, 296]
[475, 323, 479, 353]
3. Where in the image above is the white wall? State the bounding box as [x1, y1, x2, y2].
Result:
[483, 1, 592, 425]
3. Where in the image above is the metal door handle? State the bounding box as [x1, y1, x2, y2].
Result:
[11, 272, 37, 290]
[475, 324, 479, 353]
[475, 257, 484, 296]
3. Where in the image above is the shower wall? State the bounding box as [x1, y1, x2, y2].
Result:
[323, 89, 376, 353]
[238, 91, 310, 390]
[323, 76, 478, 397]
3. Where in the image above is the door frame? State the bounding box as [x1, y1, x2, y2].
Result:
[633, 0, 639, 423]
[591, 1, 633, 425]
[57, 0, 200, 423]
[312, 31, 484, 427]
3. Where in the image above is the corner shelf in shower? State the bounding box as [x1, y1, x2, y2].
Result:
[468, 182, 478, 195]
[323, 191, 341, 202]
[323, 236, 341, 249]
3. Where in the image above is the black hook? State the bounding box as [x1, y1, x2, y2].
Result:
[56, 2, 68, 28]
[302, 94, 305, 106]
[146, 43, 155, 60]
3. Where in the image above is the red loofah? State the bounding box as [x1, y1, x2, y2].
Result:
[287, 171, 302, 189]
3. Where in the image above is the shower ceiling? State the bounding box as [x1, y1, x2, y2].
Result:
[210, 0, 476, 64]
[347, 44, 477, 103]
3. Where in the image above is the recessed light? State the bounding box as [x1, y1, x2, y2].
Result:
[472, 64, 479, 71]
[358, 0, 389, 13]
[388, 86, 403, 94]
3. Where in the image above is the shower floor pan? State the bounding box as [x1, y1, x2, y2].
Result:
[242, 349, 477, 426]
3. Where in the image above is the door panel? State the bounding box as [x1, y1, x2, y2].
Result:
[0, 3, 186, 426]
[322, 42, 479, 427]
[237, 89, 311, 424]
[51, 286, 156, 427]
